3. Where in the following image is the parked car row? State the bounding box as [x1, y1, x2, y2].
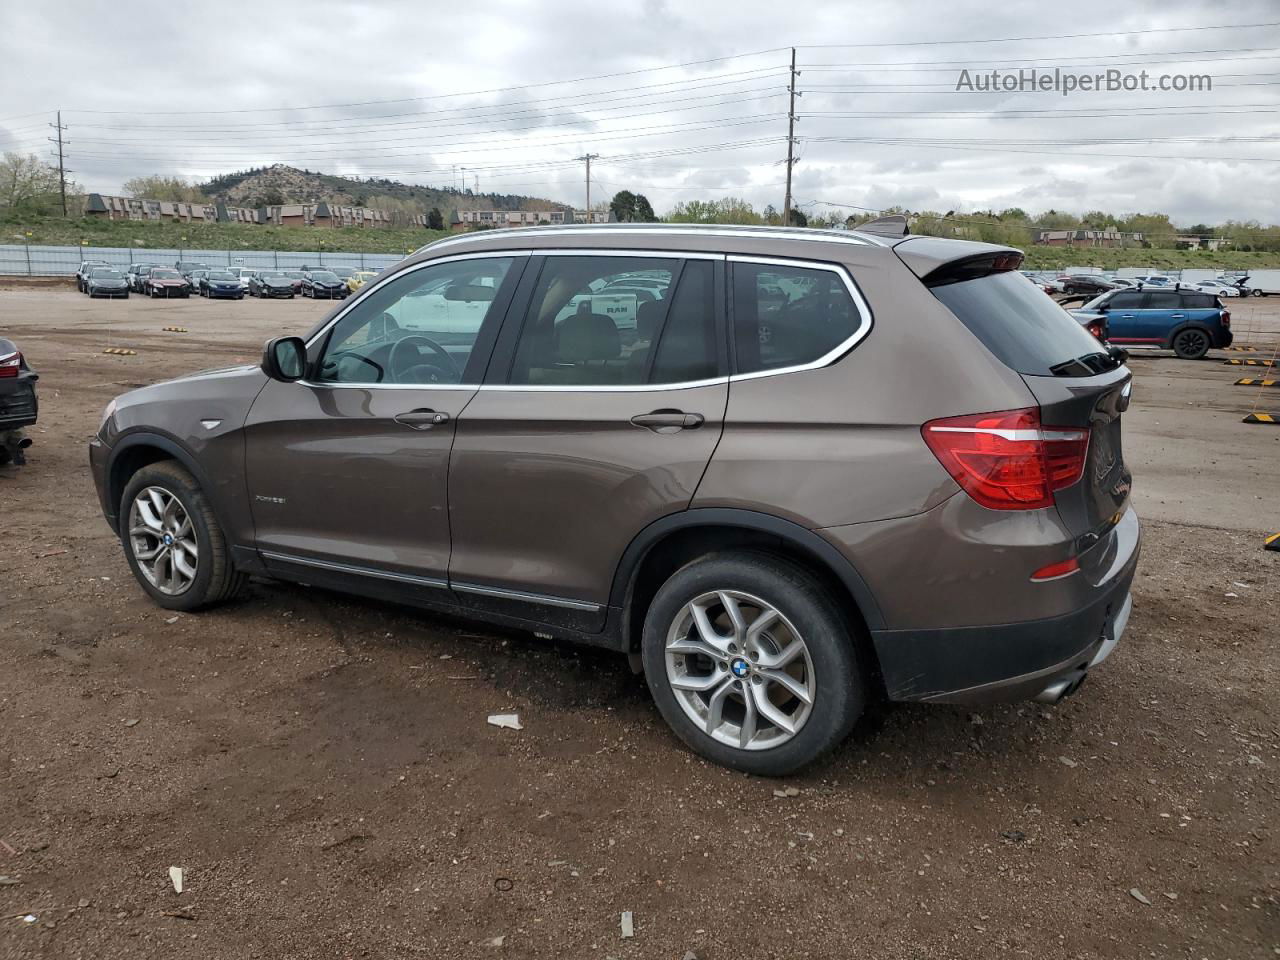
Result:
[75, 259, 385, 302]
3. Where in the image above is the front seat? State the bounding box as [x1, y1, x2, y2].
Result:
[556, 306, 621, 380]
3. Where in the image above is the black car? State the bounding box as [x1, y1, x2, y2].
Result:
[200, 270, 245, 300]
[85, 267, 130, 298]
[248, 271, 296, 299]
[301, 269, 349, 300]
[175, 261, 209, 278]
[0, 337, 37, 466]
[75, 260, 111, 293]
[1062, 274, 1116, 296]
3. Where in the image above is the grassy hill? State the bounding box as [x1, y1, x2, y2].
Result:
[199, 164, 570, 217]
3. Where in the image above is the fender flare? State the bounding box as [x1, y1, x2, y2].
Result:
[105, 431, 224, 527]
[608, 508, 885, 631]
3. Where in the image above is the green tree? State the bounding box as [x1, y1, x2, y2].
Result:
[664, 197, 764, 225]
[427, 207, 444, 230]
[122, 174, 205, 202]
[609, 189, 637, 222]
[0, 152, 66, 215]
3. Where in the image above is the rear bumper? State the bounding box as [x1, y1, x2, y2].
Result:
[869, 507, 1140, 705]
[0, 379, 38, 430]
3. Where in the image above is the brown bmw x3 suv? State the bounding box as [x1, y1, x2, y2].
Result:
[90, 223, 1139, 775]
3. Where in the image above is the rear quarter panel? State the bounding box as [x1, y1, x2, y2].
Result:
[694, 248, 1037, 528]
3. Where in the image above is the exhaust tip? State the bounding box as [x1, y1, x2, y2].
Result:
[17, 437, 32, 448]
[1034, 670, 1087, 705]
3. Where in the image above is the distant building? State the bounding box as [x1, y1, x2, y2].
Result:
[455, 209, 613, 229]
[1175, 235, 1229, 251]
[86, 193, 426, 229]
[1036, 229, 1143, 248]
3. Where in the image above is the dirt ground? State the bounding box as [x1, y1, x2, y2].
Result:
[1, 289, 1277, 960]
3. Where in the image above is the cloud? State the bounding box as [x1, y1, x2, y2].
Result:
[0, 0, 1275, 225]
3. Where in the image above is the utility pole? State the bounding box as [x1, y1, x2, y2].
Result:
[782, 48, 798, 227]
[576, 153, 599, 222]
[48, 110, 69, 217]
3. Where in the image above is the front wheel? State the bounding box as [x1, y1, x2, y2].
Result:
[119, 461, 246, 611]
[1171, 326, 1212, 360]
[641, 552, 866, 776]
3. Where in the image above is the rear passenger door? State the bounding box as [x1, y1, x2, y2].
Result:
[446, 251, 729, 630]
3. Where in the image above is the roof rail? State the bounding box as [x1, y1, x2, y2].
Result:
[414, 222, 885, 256]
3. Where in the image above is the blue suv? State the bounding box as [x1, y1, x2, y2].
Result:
[1073, 286, 1232, 360]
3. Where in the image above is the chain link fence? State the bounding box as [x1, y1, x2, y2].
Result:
[0, 244, 408, 277]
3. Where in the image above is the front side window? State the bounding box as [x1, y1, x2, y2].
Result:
[317, 257, 515, 385]
[1108, 291, 1144, 309]
[731, 260, 863, 375]
[507, 256, 717, 387]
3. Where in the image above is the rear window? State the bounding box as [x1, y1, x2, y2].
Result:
[930, 267, 1108, 377]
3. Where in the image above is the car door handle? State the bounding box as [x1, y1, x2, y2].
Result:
[1170, 313, 1185, 319]
[1119, 314, 1135, 319]
[394, 409, 450, 430]
[630, 410, 704, 431]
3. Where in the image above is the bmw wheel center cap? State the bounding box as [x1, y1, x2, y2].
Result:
[731, 658, 750, 678]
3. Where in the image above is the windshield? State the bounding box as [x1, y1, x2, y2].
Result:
[92, 269, 122, 279]
[152, 269, 180, 279]
[283, 271, 304, 279]
[311, 271, 338, 281]
[208, 271, 236, 280]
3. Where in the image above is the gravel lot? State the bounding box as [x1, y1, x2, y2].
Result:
[1, 288, 1277, 959]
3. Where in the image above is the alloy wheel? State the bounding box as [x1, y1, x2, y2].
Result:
[128, 486, 199, 595]
[665, 590, 816, 751]
[1174, 328, 1209, 358]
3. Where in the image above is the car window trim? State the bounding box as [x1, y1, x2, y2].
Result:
[299, 251, 530, 390]
[726, 255, 874, 381]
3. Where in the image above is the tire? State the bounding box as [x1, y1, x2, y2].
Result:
[1171, 325, 1212, 360]
[641, 551, 867, 776]
[119, 461, 246, 611]
[1253, 289, 1265, 297]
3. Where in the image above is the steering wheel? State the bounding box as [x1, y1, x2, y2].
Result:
[388, 334, 459, 384]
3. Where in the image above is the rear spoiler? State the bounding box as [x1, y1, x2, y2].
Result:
[892, 236, 1024, 283]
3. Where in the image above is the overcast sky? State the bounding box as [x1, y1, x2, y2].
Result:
[3, 0, 1279, 225]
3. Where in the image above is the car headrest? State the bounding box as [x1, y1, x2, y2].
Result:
[636, 299, 664, 340]
[557, 311, 620, 362]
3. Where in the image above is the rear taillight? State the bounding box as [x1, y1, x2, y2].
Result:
[0, 351, 20, 378]
[1086, 321, 1104, 340]
[922, 408, 1090, 510]
[1221, 310, 1230, 328]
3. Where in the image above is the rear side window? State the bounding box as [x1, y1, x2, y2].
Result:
[1181, 292, 1215, 308]
[731, 260, 863, 374]
[1146, 291, 1181, 309]
[1109, 291, 1144, 309]
[929, 267, 1108, 376]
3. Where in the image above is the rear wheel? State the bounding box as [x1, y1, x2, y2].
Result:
[119, 461, 246, 611]
[1171, 326, 1212, 360]
[641, 552, 866, 776]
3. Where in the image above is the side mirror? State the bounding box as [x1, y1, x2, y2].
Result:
[262, 336, 308, 382]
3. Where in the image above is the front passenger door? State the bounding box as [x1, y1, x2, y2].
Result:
[243, 254, 524, 588]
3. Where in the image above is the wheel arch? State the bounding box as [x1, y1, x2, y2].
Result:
[106, 432, 222, 529]
[1164, 321, 1214, 353]
[611, 508, 886, 655]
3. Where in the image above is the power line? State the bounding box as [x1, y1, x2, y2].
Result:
[61, 69, 789, 134]
[62, 48, 790, 116]
[793, 21, 1280, 50]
